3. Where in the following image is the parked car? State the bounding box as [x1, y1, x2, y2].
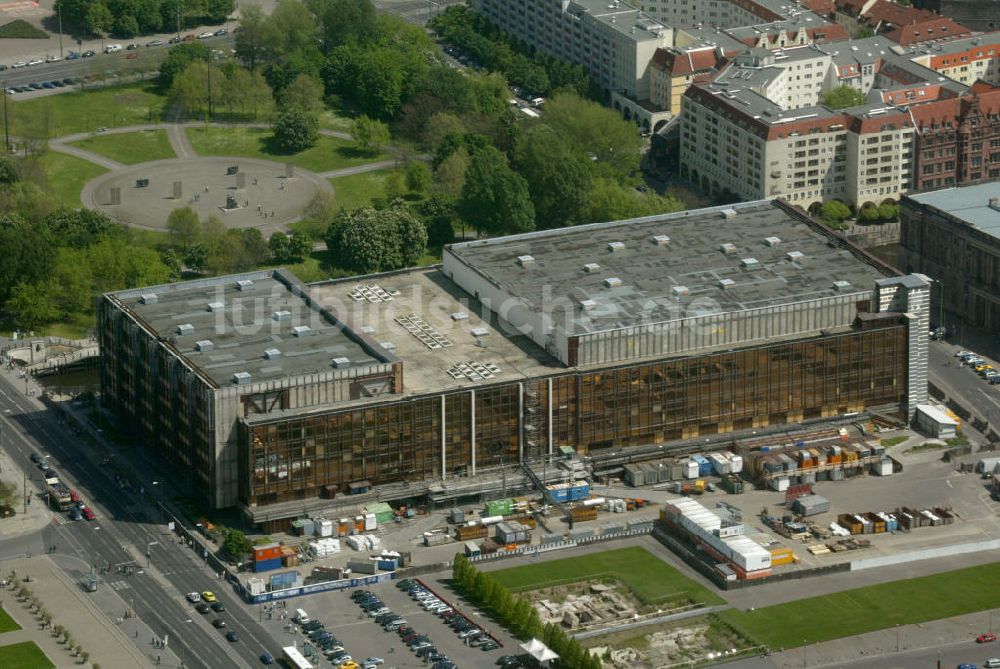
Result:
[146, 39, 163, 47]
[103, 44, 121, 54]
[68, 507, 82, 521]
[41, 81, 55, 89]
[27, 58, 43, 66]
[82, 50, 96, 58]
[126, 43, 139, 50]
[259, 652, 273, 665]
[198, 31, 214, 39]
[978, 633, 997, 643]
[214, 27, 228, 36]
[65, 51, 80, 60]
[82, 507, 96, 521]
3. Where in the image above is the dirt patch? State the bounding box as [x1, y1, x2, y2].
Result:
[586, 617, 758, 669]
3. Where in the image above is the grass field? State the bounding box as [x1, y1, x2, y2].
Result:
[68, 129, 175, 165]
[327, 167, 404, 211]
[0, 641, 54, 669]
[719, 561, 1000, 649]
[186, 127, 389, 173]
[10, 83, 166, 138]
[0, 604, 20, 632]
[490, 547, 724, 608]
[37, 151, 108, 208]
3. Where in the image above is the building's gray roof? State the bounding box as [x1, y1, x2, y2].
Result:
[675, 27, 748, 53]
[107, 270, 388, 387]
[907, 182, 1000, 240]
[570, 0, 669, 41]
[446, 200, 888, 336]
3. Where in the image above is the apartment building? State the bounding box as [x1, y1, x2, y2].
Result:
[908, 33, 1000, 86]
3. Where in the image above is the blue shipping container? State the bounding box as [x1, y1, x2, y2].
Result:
[691, 454, 711, 476]
[569, 482, 590, 502]
[269, 571, 298, 588]
[547, 486, 569, 503]
[254, 557, 282, 573]
[376, 559, 397, 572]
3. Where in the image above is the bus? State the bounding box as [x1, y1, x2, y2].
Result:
[281, 646, 313, 669]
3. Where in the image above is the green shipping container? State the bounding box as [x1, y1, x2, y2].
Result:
[368, 501, 395, 525]
[485, 499, 513, 517]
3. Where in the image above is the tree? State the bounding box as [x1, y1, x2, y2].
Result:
[353, 48, 404, 119]
[405, 161, 432, 195]
[85, 2, 114, 37]
[166, 206, 201, 247]
[433, 148, 469, 198]
[418, 194, 456, 246]
[44, 208, 120, 248]
[543, 92, 640, 180]
[223, 530, 252, 559]
[878, 202, 900, 222]
[421, 112, 466, 152]
[0, 215, 54, 305]
[325, 204, 426, 272]
[818, 200, 852, 227]
[821, 85, 866, 110]
[581, 178, 684, 224]
[287, 231, 312, 262]
[459, 146, 535, 236]
[272, 106, 320, 152]
[351, 115, 390, 155]
[159, 42, 210, 89]
[185, 243, 208, 272]
[396, 211, 428, 267]
[235, 3, 268, 72]
[311, 0, 378, 49]
[858, 205, 882, 224]
[281, 73, 325, 113]
[514, 124, 592, 229]
[269, 231, 290, 260]
[161, 248, 182, 281]
[0, 156, 19, 184]
[4, 282, 58, 330]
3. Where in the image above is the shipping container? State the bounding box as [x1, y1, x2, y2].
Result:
[769, 547, 797, 566]
[485, 499, 513, 517]
[623, 465, 645, 487]
[254, 557, 282, 573]
[709, 452, 732, 476]
[570, 481, 590, 501]
[464, 541, 481, 557]
[347, 559, 377, 575]
[254, 543, 282, 561]
[667, 462, 682, 482]
[570, 506, 598, 521]
[770, 477, 790, 492]
[691, 454, 712, 477]
[454, 522, 485, 541]
[684, 460, 700, 479]
[729, 454, 744, 474]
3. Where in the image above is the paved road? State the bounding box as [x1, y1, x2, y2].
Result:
[929, 339, 1000, 433]
[0, 369, 279, 668]
[726, 637, 993, 669]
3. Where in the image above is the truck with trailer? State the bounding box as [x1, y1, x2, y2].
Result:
[47, 480, 72, 511]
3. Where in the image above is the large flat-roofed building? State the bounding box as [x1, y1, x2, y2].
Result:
[101, 201, 929, 525]
[899, 182, 1000, 331]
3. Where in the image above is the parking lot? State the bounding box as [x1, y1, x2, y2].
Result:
[255, 576, 520, 668]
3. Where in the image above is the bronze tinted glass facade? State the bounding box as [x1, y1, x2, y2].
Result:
[239, 323, 908, 507]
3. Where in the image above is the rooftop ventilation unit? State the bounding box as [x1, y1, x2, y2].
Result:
[232, 372, 252, 385]
[832, 280, 852, 291]
[607, 241, 626, 252]
[672, 285, 690, 297]
[786, 250, 805, 262]
[272, 310, 291, 322]
[764, 236, 782, 247]
[379, 341, 396, 352]
[195, 339, 214, 352]
[720, 242, 738, 255]
[990, 197, 1000, 212]
[650, 234, 671, 246]
[719, 278, 736, 290]
[331, 357, 351, 369]
[604, 277, 623, 288]
[139, 293, 158, 305]
[580, 299, 598, 311]
[721, 208, 738, 219]
[516, 255, 535, 266]
[741, 257, 760, 270]
[176, 323, 194, 336]
[291, 325, 313, 337]
[263, 348, 281, 360]
[235, 279, 254, 291]
[451, 312, 468, 321]
[582, 262, 601, 273]
[207, 301, 224, 312]
[470, 327, 490, 337]
[361, 325, 375, 334]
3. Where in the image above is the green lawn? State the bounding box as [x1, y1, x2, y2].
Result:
[185, 127, 390, 173]
[0, 641, 54, 669]
[0, 604, 20, 632]
[68, 129, 175, 165]
[37, 151, 108, 208]
[326, 167, 404, 211]
[10, 83, 167, 138]
[491, 546, 724, 608]
[719, 561, 1000, 649]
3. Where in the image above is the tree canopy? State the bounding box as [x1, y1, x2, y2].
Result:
[822, 85, 866, 110]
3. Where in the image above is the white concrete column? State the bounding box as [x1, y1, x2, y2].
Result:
[547, 377, 553, 459]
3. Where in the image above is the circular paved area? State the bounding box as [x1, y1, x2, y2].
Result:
[82, 156, 331, 231]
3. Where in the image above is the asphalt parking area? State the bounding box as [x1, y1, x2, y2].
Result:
[254, 577, 519, 668]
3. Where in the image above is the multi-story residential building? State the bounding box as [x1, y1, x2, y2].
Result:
[472, 0, 673, 127]
[883, 17, 972, 46]
[101, 200, 928, 527]
[908, 33, 1000, 86]
[912, 0, 1000, 32]
[899, 181, 1000, 331]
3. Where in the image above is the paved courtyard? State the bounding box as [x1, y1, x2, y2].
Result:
[83, 156, 331, 232]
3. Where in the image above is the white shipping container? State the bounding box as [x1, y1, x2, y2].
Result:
[364, 513, 377, 531]
[729, 454, 744, 474]
[770, 477, 790, 492]
[684, 460, 699, 479]
[319, 519, 334, 537]
[708, 452, 732, 476]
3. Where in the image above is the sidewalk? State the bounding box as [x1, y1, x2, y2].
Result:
[0, 556, 169, 668]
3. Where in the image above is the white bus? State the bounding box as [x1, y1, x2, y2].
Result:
[282, 646, 313, 669]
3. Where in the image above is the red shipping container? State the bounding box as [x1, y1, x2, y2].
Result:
[254, 543, 282, 561]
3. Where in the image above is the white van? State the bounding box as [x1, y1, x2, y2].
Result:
[293, 608, 310, 624]
[104, 44, 122, 54]
[985, 659, 1000, 668]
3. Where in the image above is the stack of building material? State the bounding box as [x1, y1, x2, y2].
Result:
[308, 538, 341, 558]
[346, 535, 382, 551]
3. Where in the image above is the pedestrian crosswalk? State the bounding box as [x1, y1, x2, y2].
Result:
[109, 580, 131, 591]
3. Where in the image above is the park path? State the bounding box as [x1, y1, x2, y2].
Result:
[318, 158, 399, 179]
[165, 124, 196, 159]
[48, 142, 125, 170]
